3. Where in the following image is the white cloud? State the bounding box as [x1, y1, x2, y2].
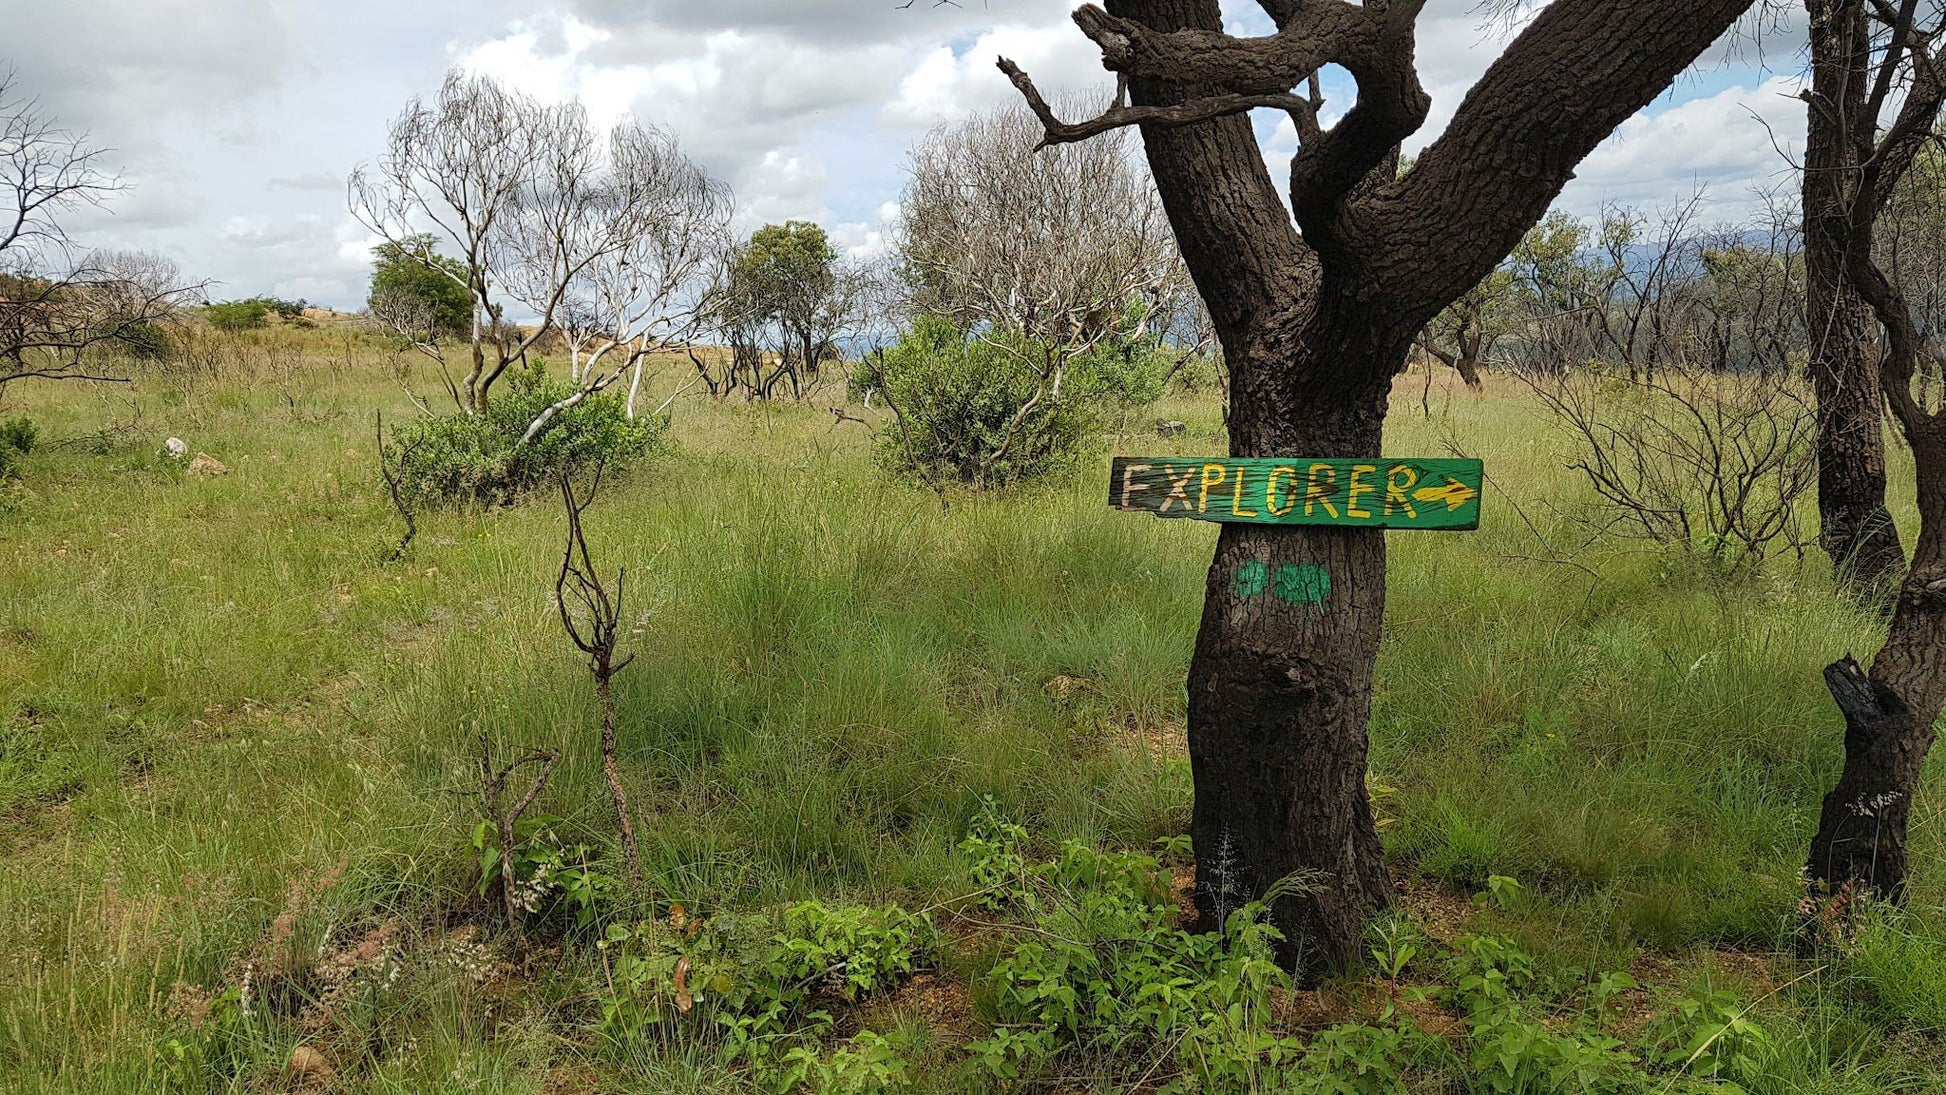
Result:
[881, 24, 1109, 131]
[1561, 74, 1804, 220]
[2, 0, 1820, 310]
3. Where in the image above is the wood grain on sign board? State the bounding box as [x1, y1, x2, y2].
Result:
[1108, 457, 1483, 531]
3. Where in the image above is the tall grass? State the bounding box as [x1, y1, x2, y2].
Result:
[0, 332, 1940, 1090]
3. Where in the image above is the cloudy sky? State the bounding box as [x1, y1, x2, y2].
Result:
[5, 0, 1808, 310]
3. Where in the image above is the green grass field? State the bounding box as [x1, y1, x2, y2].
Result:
[2, 326, 1943, 1092]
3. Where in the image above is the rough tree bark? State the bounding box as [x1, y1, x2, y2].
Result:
[1008, 0, 1757, 977]
[1810, 274, 1946, 898]
[1804, 0, 1946, 892]
[1805, 0, 1908, 590]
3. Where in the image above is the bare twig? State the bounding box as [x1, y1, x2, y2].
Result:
[375, 412, 422, 564]
[555, 464, 645, 890]
[477, 728, 561, 923]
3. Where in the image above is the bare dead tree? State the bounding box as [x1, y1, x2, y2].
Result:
[1, 73, 202, 390]
[349, 71, 729, 441]
[476, 728, 561, 924]
[1796, 0, 1946, 911]
[1529, 363, 1817, 573]
[1004, 0, 1758, 978]
[895, 104, 1179, 475]
[554, 466, 643, 887]
[375, 412, 423, 563]
[1803, 0, 1924, 589]
[521, 126, 731, 437]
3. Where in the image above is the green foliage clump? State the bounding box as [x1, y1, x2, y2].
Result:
[369, 234, 472, 336]
[960, 796, 1032, 912]
[113, 320, 174, 361]
[470, 814, 613, 930]
[1829, 905, 1946, 1031]
[866, 310, 1177, 488]
[203, 297, 306, 332]
[597, 899, 933, 1086]
[0, 416, 36, 480]
[384, 360, 661, 509]
[865, 317, 1094, 487]
[968, 839, 1314, 1091]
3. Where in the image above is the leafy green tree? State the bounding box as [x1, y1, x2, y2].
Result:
[368, 234, 471, 337]
[1416, 268, 1515, 388]
[203, 299, 272, 332]
[707, 221, 854, 400]
[203, 296, 307, 332]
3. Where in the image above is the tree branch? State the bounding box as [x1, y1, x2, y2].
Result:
[996, 57, 1318, 148]
[1069, 1, 1373, 94]
[1369, 0, 1757, 319]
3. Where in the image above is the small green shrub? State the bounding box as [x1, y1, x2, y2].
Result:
[959, 795, 1030, 912]
[968, 840, 1300, 1091]
[597, 900, 932, 1083]
[865, 316, 1177, 488]
[470, 814, 614, 930]
[385, 360, 662, 508]
[777, 1029, 914, 1093]
[114, 320, 175, 360]
[203, 299, 271, 331]
[865, 318, 1093, 487]
[0, 416, 35, 480]
[1651, 987, 1772, 1086]
[203, 297, 305, 332]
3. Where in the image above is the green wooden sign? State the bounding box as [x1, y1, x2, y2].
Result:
[1109, 456, 1483, 531]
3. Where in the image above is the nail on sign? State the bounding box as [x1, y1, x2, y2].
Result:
[1109, 456, 1483, 531]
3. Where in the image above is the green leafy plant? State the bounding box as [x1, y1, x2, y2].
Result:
[1446, 934, 1656, 1094]
[864, 317, 1096, 488]
[203, 297, 304, 332]
[1367, 913, 1423, 983]
[959, 795, 1030, 911]
[369, 234, 472, 337]
[384, 358, 662, 508]
[113, 320, 175, 361]
[967, 839, 1298, 1090]
[0, 416, 35, 480]
[1289, 1018, 1425, 1094]
[1654, 988, 1770, 1085]
[776, 1029, 913, 1093]
[470, 814, 614, 929]
[596, 900, 932, 1085]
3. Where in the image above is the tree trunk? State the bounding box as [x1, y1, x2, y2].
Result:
[1806, 0, 1907, 588]
[1808, 438, 1946, 896]
[1074, 0, 1758, 982]
[596, 672, 643, 883]
[1187, 302, 1406, 974]
[1454, 329, 1485, 390]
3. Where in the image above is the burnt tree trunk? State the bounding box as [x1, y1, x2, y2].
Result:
[1810, 52, 1946, 895]
[1047, 0, 1761, 979]
[1806, 0, 1907, 589]
[1810, 436, 1946, 896]
[1188, 329, 1401, 967]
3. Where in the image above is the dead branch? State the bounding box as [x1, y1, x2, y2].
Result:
[477, 728, 561, 924]
[555, 465, 644, 889]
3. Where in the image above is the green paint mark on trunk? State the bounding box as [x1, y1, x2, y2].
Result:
[1273, 563, 1331, 605]
[1233, 558, 1269, 598]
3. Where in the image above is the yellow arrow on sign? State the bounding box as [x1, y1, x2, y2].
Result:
[1412, 478, 1479, 512]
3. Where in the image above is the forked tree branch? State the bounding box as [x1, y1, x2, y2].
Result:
[1069, 2, 1374, 93]
[996, 57, 1318, 148]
